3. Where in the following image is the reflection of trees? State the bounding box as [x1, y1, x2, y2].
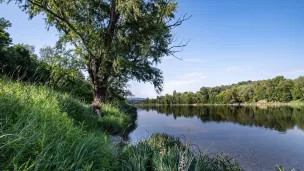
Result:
[139, 106, 304, 132]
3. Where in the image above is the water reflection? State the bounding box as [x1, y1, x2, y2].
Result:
[138, 105, 304, 132]
[132, 105, 304, 171]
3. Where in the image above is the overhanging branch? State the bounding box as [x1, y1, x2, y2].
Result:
[27, 0, 95, 58]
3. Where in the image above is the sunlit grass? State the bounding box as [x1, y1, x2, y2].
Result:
[0, 77, 117, 170]
[99, 104, 134, 134]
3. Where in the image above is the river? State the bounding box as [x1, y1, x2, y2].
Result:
[130, 105, 304, 171]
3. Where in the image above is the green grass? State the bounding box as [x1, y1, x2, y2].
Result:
[0, 77, 121, 170]
[98, 104, 135, 134]
[119, 133, 242, 171]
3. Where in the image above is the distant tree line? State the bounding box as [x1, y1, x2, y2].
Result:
[140, 76, 304, 105]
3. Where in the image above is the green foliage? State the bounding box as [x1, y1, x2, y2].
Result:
[1, 43, 46, 81]
[215, 91, 226, 103]
[140, 76, 304, 105]
[56, 93, 99, 131]
[0, 17, 12, 49]
[99, 104, 136, 135]
[119, 133, 242, 171]
[39, 46, 93, 102]
[10, 0, 189, 102]
[199, 87, 209, 103]
[276, 165, 296, 171]
[292, 76, 304, 100]
[0, 18, 92, 102]
[0, 43, 93, 102]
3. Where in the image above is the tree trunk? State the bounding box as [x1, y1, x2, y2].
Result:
[92, 84, 107, 112]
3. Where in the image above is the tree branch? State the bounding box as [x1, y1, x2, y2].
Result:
[27, 0, 95, 58]
[27, 0, 81, 38]
[168, 38, 190, 60]
[167, 13, 192, 29]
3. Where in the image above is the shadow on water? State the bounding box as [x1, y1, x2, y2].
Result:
[138, 105, 304, 133]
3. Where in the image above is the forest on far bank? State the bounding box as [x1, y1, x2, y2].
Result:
[138, 76, 304, 105]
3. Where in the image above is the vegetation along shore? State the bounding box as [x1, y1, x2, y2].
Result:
[0, 77, 245, 170]
[0, 0, 300, 170]
[136, 76, 304, 106]
[135, 101, 304, 107]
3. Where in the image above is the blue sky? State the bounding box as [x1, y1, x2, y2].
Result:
[1, 0, 303, 98]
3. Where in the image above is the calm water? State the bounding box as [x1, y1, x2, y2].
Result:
[130, 106, 304, 171]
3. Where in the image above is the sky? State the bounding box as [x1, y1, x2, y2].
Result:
[1, 0, 303, 98]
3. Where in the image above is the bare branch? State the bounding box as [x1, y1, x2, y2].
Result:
[168, 13, 192, 29]
[168, 51, 182, 60]
[169, 39, 190, 50]
[168, 38, 190, 60]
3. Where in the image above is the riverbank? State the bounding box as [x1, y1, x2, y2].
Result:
[135, 101, 304, 107]
[0, 77, 245, 170]
[0, 77, 135, 170]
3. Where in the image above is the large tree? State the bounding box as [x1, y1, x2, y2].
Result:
[0, 17, 12, 50]
[10, 0, 189, 107]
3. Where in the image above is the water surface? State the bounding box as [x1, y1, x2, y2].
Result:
[130, 106, 304, 171]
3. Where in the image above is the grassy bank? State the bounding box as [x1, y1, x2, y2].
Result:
[0, 77, 137, 170]
[0, 77, 116, 170]
[2, 77, 289, 170]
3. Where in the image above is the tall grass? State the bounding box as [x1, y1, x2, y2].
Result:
[99, 104, 135, 134]
[119, 133, 243, 171]
[0, 77, 118, 170]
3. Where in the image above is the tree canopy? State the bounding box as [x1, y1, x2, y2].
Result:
[0, 17, 12, 49]
[10, 0, 189, 105]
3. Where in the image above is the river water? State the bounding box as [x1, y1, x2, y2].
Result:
[130, 106, 304, 171]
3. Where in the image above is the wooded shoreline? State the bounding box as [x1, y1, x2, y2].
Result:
[135, 101, 304, 107]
